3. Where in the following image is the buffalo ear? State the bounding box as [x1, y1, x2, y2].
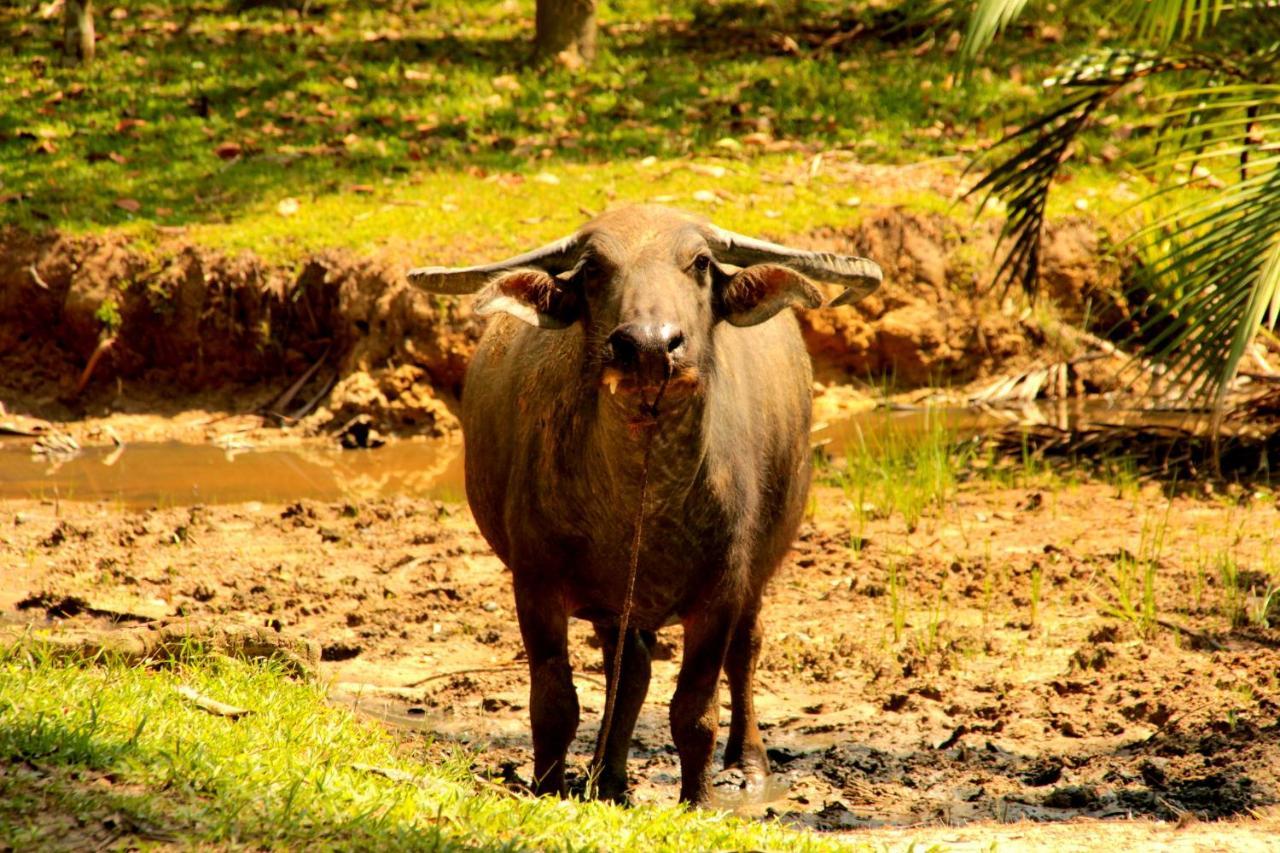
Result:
[713, 263, 824, 327]
[473, 268, 581, 329]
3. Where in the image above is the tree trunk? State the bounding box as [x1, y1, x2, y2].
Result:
[535, 0, 597, 67]
[63, 0, 95, 65]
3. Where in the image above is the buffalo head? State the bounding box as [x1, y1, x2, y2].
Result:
[408, 206, 881, 405]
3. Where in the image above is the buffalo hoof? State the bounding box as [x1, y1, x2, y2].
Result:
[708, 766, 789, 807]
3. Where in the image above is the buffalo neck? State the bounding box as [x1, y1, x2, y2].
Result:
[580, 385, 710, 506]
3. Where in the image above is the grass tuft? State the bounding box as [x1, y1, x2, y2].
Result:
[0, 646, 865, 851]
[820, 410, 969, 533]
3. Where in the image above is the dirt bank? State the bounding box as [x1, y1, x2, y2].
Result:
[0, 209, 1121, 438]
[6, 471, 1278, 831]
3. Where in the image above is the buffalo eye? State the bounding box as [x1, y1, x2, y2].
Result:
[691, 254, 712, 276]
[577, 255, 606, 286]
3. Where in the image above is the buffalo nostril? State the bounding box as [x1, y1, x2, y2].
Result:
[666, 332, 685, 354]
[607, 329, 640, 366]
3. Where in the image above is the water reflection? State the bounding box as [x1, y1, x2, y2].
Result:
[0, 437, 465, 507]
[0, 400, 1195, 507]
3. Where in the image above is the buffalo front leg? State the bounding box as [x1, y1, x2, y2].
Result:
[590, 625, 654, 802]
[722, 601, 769, 786]
[671, 608, 737, 804]
[513, 574, 579, 796]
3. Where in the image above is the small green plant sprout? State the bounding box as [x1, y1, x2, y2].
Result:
[887, 558, 907, 645]
[94, 296, 122, 337]
[1217, 550, 1248, 629]
[1029, 563, 1043, 630]
[1106, 509, 1169, 638]
[826, 410, 967, 535]
[1251, 585, 1280, 629]
[914, 589, 949, 659]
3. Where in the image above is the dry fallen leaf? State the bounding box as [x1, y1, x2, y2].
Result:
[115, 198, 141, 213]
[214, 141, 242, 160]
[491, 74, 521, 93]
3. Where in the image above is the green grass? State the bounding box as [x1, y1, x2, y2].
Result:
[820, 410, 970, 533]
[0, 0, 1126, 258]
[1106, 510, 1169, 638]
[0, 646, 867, 851]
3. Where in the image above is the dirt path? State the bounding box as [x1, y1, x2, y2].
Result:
[4, 470, 1280, 839]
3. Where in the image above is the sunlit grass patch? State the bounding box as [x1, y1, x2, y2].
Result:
[0, 0, 1123, 241]
[0, 647, 867, 851]
[818, 410, 971, 534]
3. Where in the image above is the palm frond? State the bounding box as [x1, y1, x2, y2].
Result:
[966, 91, 1109, 295]
[1125, 164, 1280, 407]
[958, 0, 1033, 63]
[965, 50, 1174, 295]
[1122, 0, 1280, 44]
[958, 0, 1280, 417]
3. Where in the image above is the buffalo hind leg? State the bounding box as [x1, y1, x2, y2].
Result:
[590, 625, 654, 802]
[514, 574, 579, 796]
[671, 607, 737, 804]
[722, 601, 769, 787]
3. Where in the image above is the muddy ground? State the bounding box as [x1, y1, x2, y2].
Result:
[6, 455, 1280, 838]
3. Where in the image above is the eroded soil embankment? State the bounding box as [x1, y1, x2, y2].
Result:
[0, 210, 1120, 435]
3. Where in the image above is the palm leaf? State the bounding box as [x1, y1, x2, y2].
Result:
[959, 0, 1032, 62]
[1125, 165, 1280, 407]
[965, 50, 1176, 294]
[959, 0, 1280, 412]
[1125, 0, 1244, 44]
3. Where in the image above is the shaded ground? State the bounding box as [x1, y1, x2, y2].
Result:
[6, 462, 1280, 835]
[0, 0, 1110, 231]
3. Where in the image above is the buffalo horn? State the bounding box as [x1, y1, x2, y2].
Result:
[703, 225, 882, 307]
[407, 233, 584, 295]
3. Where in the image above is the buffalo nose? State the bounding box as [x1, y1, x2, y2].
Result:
[606, 322, 685, 385]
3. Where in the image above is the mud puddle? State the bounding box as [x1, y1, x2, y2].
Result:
[0, 437, 464, 507]
[0, 401, 1189, 508]
[813, 399, 1198, 451]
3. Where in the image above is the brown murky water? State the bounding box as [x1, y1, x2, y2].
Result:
[0, 437, 466, 507]
[0, 402, 1196, 507]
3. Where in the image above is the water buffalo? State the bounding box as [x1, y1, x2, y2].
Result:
[408, 205, 880, 804]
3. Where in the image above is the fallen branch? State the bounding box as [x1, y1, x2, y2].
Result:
[2, 617, 320, 677]
[176, 685, 252, 719]
[404, 665, 607, 689]
[28, 264, 50, 290]
[404, 665, 526, 688]
[263, 345, 331, 420]
[1154, 617, 1225, 652]
[73, 336, 116, 396]
[352, 763, 426, 786]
